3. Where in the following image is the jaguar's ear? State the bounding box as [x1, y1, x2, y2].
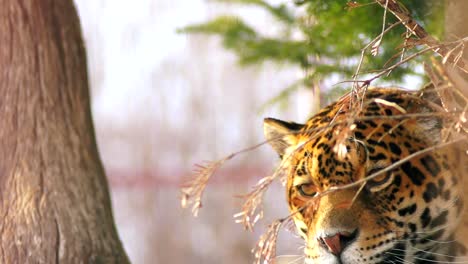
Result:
[263, 117, 305, 159]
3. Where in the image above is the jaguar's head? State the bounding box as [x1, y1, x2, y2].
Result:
[263, 88, 465, 263]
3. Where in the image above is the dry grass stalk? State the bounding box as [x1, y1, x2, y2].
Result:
[181, 158, 230, 217]
[375, 0, 468, 73]
[234, 143, 303, 231]
[181, 139, 269, 217]
[252, 218, 285, 264]
[234, 174, 275, 231]
[251, 216, 299, 264]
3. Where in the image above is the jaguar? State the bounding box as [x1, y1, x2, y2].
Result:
[263, 87, 467, 263]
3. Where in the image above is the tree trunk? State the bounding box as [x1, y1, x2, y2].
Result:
[0, 1, 130, 263]
[445, 0, 468, 253]
[445, 0, 468, 93]
[445, 0, 468, 59]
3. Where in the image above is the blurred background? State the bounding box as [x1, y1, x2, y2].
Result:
[72, 0, 444, 263]
[74, 0, 310, 263]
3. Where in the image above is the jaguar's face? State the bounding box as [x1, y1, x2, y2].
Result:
[286, 137, 388, 264]
[286, 135, 462, 263]
[263, 88, 465, 263]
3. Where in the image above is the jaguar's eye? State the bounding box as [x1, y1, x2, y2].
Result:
[366, 167, 394, 192]
[297, 183, 318, 197]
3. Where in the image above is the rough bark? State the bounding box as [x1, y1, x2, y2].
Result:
[445, 0, 468, 58]
[445, 0, 468, 252]
[445, 0, 468, 91]
[0, 1, 130, 263]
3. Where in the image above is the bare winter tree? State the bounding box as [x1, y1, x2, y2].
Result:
[0, 1, 129, 263]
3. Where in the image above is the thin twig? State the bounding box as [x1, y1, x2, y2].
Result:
[375, 0, 468, 73]
[371, 0, 389, 57]
[341, 43, 448, 88]
[352, 21, 404, 90]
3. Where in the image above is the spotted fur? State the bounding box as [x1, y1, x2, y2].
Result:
[264, 87, 467, 264]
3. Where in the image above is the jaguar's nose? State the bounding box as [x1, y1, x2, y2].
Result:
[318, 229, 358, 256]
